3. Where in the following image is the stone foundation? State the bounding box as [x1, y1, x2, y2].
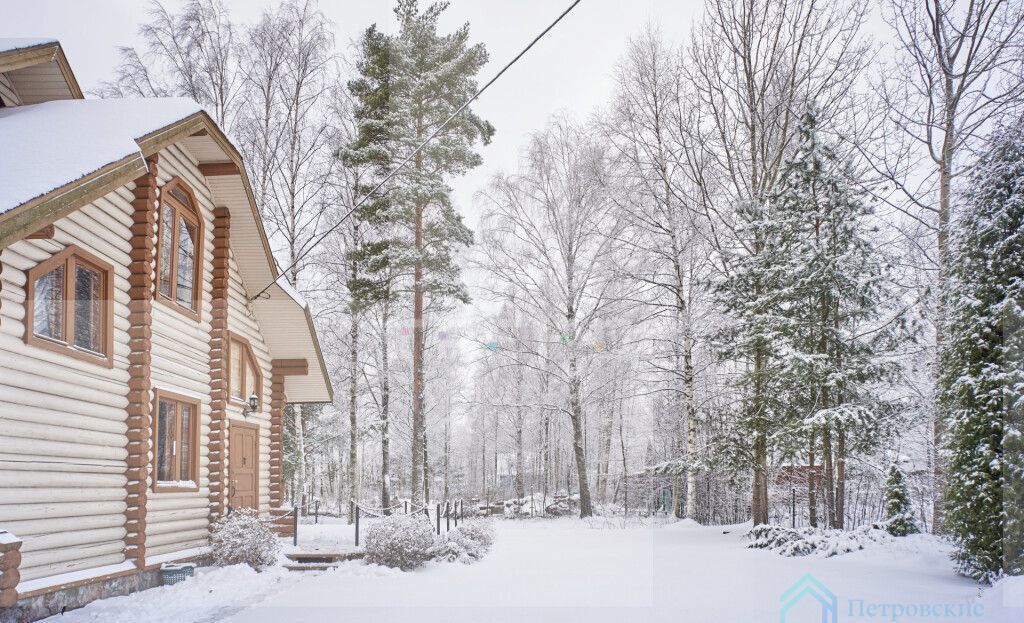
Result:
[0, 569, 161, 623]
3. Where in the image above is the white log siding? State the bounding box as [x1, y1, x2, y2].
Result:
[0, 184, 135, 583]
[225, 248, 274, 514]
[145, 144, 216, 558]
[0, 72, 21, 106]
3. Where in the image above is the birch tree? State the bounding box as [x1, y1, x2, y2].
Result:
[477, 118, 631, 518]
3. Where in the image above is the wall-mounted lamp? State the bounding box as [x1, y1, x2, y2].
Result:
[242, 393, 258, 417]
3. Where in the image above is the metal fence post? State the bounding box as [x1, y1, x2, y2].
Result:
[436, 503, 441, 534]
[355, 505, 360, 547]
[791, 487, 796, 528]
[292, 507, 298, 547]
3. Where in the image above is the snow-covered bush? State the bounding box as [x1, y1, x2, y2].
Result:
[210, 508, 280, 571]
[434, 520, 495, 563]
[503, 495, 545, 518]
[364, 514, 436, 570]
[504, 498, 530, 519]
[544, 496, 577, 517]
[747, 524, 891, 557]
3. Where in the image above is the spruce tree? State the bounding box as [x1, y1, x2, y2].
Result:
[769, 110, 898, 530]
[883, 465, 919, 537]
[941, 116, 1024, 582]
[345, 0, 493, 505]
[718, 110, 899, 527]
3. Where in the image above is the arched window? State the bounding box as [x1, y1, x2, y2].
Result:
[24, 245, 114, 367]
[228, 333, 262, 411]
[156, 178, 202, 318]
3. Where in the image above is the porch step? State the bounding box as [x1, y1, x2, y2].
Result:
[284, 551, 364, 571]
[284, 563, 340, 571]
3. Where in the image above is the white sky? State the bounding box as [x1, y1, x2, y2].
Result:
[2, 0, 703, 227]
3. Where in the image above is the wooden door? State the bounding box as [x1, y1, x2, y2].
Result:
[228, 421, 259, 511]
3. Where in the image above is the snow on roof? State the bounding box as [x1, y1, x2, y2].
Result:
[275, 276, 309, 310]
[0, 97, 203, 214]
[0, 38, 58, 53]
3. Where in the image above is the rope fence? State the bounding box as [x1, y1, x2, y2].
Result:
[353, 499, 467, 547]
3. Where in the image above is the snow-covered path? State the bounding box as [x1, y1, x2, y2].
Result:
[46, 519, 1020, 623]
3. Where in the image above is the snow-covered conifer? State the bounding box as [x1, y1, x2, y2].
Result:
[882, 465, 919, 536]
[941, 116, 1024, 582]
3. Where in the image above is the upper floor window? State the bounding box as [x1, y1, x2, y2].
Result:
[157, 178, 202, 318]
[25, 245, 113, 367]
[229, 335, 262, 409]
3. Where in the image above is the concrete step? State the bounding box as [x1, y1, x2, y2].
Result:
[285, 551, 365, 565]
[284, 563, 339, 571]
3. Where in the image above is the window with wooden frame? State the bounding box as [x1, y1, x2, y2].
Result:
[152, 390, 201, 492]
[228, 334, 262, 410]
[156, 178, 202, 318]
[24, 245, 114, 367]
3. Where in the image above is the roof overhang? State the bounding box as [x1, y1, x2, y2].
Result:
[0, 40, 83, 102]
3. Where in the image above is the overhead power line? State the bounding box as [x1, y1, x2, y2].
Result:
[250, 0, 584, 302]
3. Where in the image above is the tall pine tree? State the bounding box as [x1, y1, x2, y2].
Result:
[345, 0, 493, 505]
[941, 116, 1024, 582]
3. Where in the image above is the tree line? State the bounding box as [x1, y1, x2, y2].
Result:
[100, 0, 1023, 582]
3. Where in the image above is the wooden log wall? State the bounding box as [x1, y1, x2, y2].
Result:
[144, 145, 216, 558]
[124, 155, 159, 568]
[207, 206, 230, 524]
[0, 184, 134, 583]
[0, 532, 22, 607]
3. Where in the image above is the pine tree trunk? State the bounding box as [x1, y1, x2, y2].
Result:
[423, 443, 430, 505]
[822, 423, 837, 528]
[836, 426, 846, 529]
[411, 195, 426, 505]
[752, 432, 768, 525]
[380, 308, 391, 513]
[347, 306, 359, 524]
[751, 346, 769, 525]
[808, 428, 817, 528]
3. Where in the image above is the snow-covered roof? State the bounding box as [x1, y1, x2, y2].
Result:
[0, 38, 57, 53]
[275, 276, 309, 310]
[0, 97, 202, 214]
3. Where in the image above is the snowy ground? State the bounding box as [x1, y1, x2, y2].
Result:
[44, 518, 1021, 623]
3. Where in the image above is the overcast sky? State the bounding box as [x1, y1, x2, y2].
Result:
[3, 0, 702, 228]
